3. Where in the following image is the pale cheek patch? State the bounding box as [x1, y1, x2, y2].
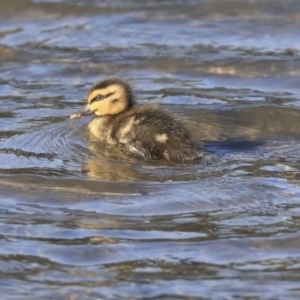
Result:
[155, 133, 168, 143]
[87, 84, 128, 116]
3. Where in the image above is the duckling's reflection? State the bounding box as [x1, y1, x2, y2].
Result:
[84, 135, 200, 182]
[84, 134, 155, 181]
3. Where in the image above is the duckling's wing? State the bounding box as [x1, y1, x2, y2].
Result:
[115, 125, 147, 158]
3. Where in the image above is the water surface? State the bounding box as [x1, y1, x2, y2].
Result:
[1, 1, 300, 299]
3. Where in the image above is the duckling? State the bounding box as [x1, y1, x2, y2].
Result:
[70, 78, 204, 162]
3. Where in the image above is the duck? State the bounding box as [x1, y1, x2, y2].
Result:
[70, 78, 204, 162]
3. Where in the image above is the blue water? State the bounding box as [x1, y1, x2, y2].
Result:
[1, 1, 300, 299]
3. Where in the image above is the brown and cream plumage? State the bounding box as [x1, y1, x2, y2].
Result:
[70, 78, 204, 162]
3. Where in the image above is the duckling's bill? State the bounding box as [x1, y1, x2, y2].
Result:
[70, 104, 94, 119]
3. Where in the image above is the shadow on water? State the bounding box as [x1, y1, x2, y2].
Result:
[204, 138, 265, 153]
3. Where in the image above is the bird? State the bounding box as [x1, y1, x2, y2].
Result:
[70, 78, 204, 162]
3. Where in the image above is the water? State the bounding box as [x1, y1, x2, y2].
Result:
[1, 0, 300, 299]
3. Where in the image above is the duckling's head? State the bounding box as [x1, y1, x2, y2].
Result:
[70, 78, 133, 119]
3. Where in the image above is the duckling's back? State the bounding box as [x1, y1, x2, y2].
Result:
[108, 106, 204, 162]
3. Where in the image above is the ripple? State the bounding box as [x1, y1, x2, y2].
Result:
[2, 1, 300, 299]
[0, 118, 88, 175]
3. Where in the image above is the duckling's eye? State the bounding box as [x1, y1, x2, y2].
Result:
[96, 95, 104, 101]
[89, 91, 115, 104]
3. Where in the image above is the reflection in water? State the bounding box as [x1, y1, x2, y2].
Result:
[85, 136, 205, 181]
[1, 0, 300, 299]
[84, 140, 143, 181]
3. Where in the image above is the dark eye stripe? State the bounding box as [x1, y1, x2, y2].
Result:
[106, 92, 115, 98]
[89, 96, 100, 104]
[90, 91, 115, 104]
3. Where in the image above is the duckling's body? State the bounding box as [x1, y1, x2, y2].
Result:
[71, 78, 204, 162]
[89, 105, 202, 161]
